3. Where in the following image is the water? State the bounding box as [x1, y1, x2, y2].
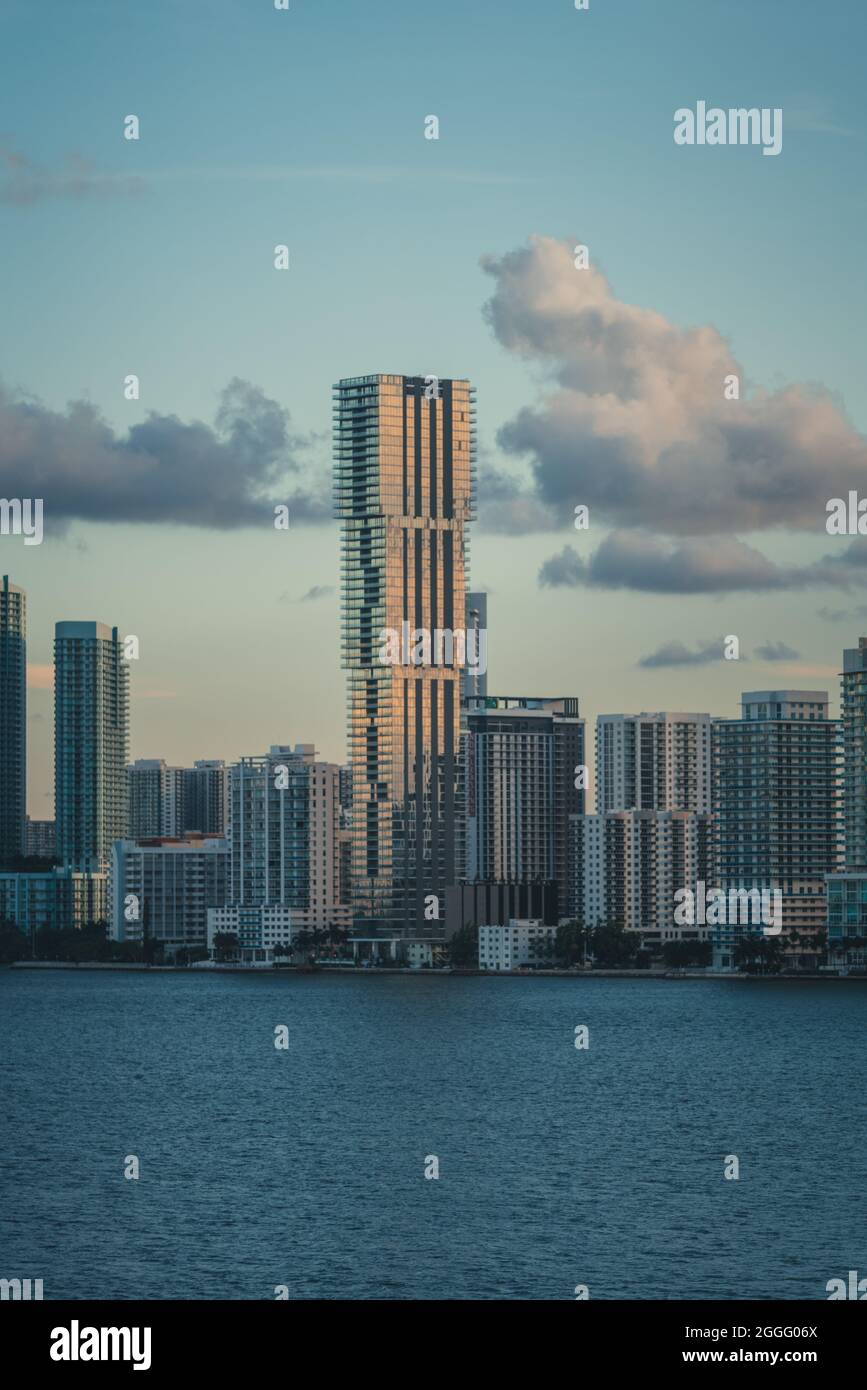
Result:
[1, 969, 864, 1300]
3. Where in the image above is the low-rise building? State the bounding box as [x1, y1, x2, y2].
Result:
[478, 919, 557, 971]
[826, 870, 867, 969]
[207, 904, 295, 963]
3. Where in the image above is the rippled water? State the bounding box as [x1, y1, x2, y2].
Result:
[1, 969, 864, 1299]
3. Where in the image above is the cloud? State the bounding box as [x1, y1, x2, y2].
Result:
[638, 638, 728, 669]
[476, 459, 558, 534]
[785, 107, 856, 138]
[481, 236, 867, 539]
[0, 142, 145, 206]
[755, 640, 801, 661]
[0, 378, 331, 530]
[817, 606, 850, 622]
[300, 585, 334, 601]
[537, 532, 867, 595]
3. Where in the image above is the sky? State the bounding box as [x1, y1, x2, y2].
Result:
[1, 0, 866, 816]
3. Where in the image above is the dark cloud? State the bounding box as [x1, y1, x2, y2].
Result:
[0, 142, 145, 206]
[481, 236, 867, 539]
[755, 640, 801, 661]
[538, 532, 867, 595]
[638, 639, 728, 669]
[300, 585, 334, 601]
[0, 378, 330, 530]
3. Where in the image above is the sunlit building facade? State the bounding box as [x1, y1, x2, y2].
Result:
[334, 374, 475, 936]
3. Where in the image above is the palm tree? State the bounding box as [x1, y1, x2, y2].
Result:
[734, 933, 763, 972]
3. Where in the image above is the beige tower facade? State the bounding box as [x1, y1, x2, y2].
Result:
[334, 374, 475, 936]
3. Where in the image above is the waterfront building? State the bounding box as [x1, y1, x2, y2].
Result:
[596, 712, 713, 814]
[55, 621, 129, 872]
[825, 870, 867, 969]
[841, 639, 867, 868]
[110, 833, 228, 954]
[465, 694, 584, 918]
[570, 809, 714, 945]
[334, 373, 475, 937]
[0, 869, 70, 939]
[445, 879, 559, 935]
[712, 691, 842, 965]
[206, 903, 295, 963]
[0, 866, 107, 937]
[477, 919, 558, 971]
[228, 745, 348, 931]
[0, 576, 26, 861]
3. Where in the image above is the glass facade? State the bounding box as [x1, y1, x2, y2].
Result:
[712, 693, 842, 952]
[54, 621, 129, 873]
[334, 374, 475, 936]
[0, 576, 26, 861]
[841, 639, 867, 868]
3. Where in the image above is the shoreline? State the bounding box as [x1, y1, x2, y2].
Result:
[4, 961, 864, 982]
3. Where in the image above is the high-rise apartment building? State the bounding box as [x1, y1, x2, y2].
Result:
[712, 691, 842, 961]
[54, 621, 129, 872]
[110, 833, 228, 954]
[465, 694, 584, 916]
[227, 744, 348, 931]
[334, 373, 475, 937]
[128, 758, 228, 839]
[24, 818, 56, 859]
[596, 712, 713, 814]
[0, 576, 27, 862]
[570, 809, 713, 944]
[128, 759, 186, 838]
[184, 760, 228, 835]
[841, 638, 867, 868]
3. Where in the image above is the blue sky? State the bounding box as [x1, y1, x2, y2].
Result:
[1, 0, 866, 813]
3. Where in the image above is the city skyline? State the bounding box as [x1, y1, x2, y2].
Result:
[3, 1, 867, 818]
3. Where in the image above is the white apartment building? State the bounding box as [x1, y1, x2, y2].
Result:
[596, 712, 712, 814]
[207, 904, 296, 961]
[478, 919, 558, 971]
[110, 834, 228, 953]
[570, 810, 714, 944]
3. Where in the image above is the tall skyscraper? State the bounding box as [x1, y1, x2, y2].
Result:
[465, 694, 584, 916]
[841, 638, 867, 867]
[0, 576, 26, 862]
[596, 712, 713, 814]
[712, 690, 842, 962]
[54, 621, 129, 872]
[334, 373, 475, 937]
